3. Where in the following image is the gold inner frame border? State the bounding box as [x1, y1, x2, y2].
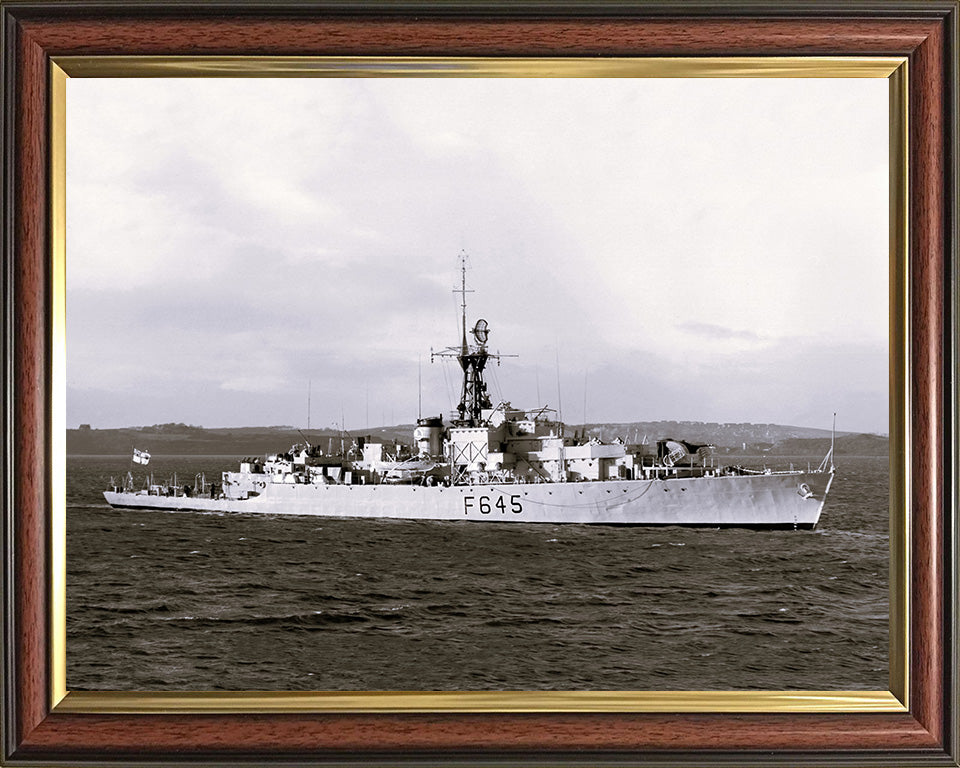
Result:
[48, 55, 909, 715]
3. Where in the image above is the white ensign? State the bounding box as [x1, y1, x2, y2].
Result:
[132, 448, 151, 465]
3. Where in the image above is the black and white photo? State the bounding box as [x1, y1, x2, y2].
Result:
[65, 74, 890, 691]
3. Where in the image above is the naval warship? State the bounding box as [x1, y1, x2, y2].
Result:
[104, 259, 835, 527]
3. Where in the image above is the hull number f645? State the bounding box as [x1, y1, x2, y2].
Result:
[464, 494, 523, 515]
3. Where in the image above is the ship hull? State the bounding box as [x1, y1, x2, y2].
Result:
[103, 469, 833, 527]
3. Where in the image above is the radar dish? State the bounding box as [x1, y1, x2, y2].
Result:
[472, 318, 490, 344]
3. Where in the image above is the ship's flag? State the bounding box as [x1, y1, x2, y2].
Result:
[132, 448, 151, 465]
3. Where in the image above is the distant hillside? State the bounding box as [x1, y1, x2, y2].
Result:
[67, 422, 409, 456]
[766, 433, 889, 457]
[572, 421, 843, 448]
[67, 420, 887, 457]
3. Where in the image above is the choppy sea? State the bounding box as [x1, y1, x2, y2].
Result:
[67, 455, 888, 691]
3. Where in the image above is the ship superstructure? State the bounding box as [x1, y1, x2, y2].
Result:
[104, 255, 835, 527]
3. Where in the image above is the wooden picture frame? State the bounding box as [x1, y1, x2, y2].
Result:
[2, 2, 957, 765]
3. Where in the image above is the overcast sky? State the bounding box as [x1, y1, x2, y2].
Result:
[66, 76, 889, 433]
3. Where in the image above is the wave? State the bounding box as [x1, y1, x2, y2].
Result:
[159, 609, 375, 628]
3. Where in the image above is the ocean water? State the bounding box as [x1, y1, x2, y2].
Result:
[66, 455, 888, 691]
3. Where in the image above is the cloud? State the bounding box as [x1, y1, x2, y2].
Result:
[677, 322, 764, 342]
[220, 376, 288, 393]
[66, 78, 889, 432]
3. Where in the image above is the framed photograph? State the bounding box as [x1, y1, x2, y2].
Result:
[2, 2, 956, 766]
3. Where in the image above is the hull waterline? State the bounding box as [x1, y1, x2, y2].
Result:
[104, 468, 833, 528]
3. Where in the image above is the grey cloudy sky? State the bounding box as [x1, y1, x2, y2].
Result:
[66, 76, 889, 433]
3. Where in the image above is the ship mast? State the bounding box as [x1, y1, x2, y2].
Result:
[456, 251, 471, 357]
[432, 252, 506, 427]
